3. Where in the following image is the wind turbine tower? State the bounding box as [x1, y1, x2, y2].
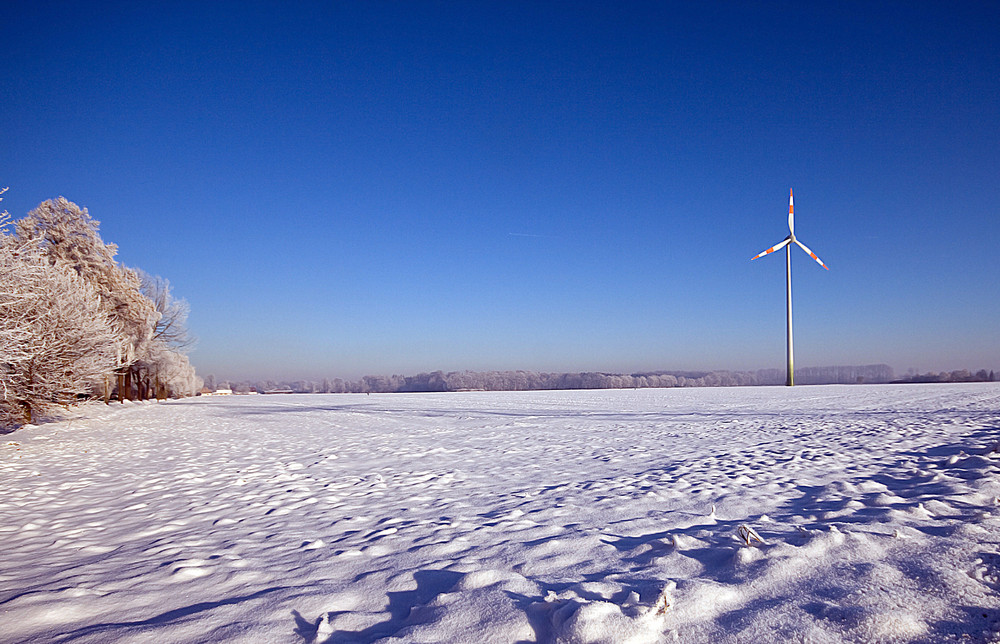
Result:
[751, 190, 828, 386]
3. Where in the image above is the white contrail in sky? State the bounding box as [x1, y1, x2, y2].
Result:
[508, 232, 558, 239]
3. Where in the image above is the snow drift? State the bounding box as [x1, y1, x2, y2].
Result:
[3, 383, 1000, 642]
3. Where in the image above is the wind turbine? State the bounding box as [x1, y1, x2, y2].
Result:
[751, 189, 828, 386]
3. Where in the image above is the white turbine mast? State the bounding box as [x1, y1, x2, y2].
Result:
[751, 189, 828, 386]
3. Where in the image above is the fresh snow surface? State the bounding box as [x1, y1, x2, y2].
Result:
[4, 384, 1000, 643]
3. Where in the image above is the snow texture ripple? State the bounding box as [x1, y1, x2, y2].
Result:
[3, 384, 1000, 643]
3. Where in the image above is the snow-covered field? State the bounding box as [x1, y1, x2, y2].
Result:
[4, 384, 1000, 643]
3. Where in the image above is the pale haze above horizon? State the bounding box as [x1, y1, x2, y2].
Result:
[3, 2, 998, 382]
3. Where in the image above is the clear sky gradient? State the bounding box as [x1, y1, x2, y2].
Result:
[3, 1, 998, 381]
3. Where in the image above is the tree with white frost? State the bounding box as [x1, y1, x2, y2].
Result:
[1, 212, 119, 425]
[15, 198, 158, 400]
[136, 341, 201, 399]
[137, 270, 194, 352]
[132, 270, 198, 399]
[0, 188, 200, 428]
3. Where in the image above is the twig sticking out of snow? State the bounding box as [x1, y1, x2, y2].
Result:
[654, 586, 673, 615]
[737, 524, 765, 546]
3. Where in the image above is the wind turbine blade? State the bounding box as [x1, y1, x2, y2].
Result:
[788, 189, 794, 235]
[794, 239, 829, 270]
[751, 238, 791, 261]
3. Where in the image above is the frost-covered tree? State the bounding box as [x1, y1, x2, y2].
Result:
[1, 214, 119, 425]
[0, 190, 199, 428]
[138, 343, 200, 399]
[136, 270, 193, 352]
[15, 198, 159, 400]
[130, 270, 197, 399]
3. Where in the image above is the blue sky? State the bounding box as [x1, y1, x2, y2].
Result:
[3, 1, 998, 381]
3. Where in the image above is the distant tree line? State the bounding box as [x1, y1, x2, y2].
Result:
[1, 191, 199, 428]
[794, 364, 896, 385]
[209, 364, 903, 395]
[894, 369, 996, 384]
